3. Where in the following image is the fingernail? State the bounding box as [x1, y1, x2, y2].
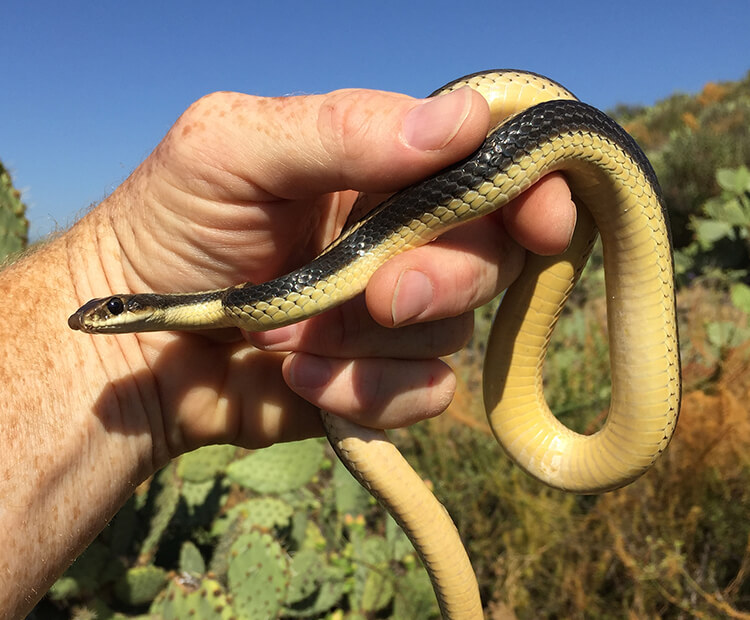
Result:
[402, 87, 472, 151]
[288, 355, 332, 390]
[391, 270, 434, 326]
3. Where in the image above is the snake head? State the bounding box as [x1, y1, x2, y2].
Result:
[68, 294, 158, 333]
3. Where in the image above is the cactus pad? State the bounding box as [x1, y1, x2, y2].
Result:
[227, 529, 290, 619]
[177, 444, 236, 483]
[140, 467, 180, 559]
[214, 497, 294, 536]
[350, 535, 394, 613]
[114, 565, 167, 606]
[284, 556, 348, 618]
[181, 478, 215, 506]
[284, 549, 323, 605]
[333, 459, 372, 518]
[392, 567, 441, 619]
[48, 541, 120, 601]
[152, 575, 234, 620]
[385, 513, 415, 562]
[226, 438, 324, 494]
[179, 541, 206, 576]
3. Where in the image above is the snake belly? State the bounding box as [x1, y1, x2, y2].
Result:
[321, 71, 681, 619]
[69, 70, 681, 620]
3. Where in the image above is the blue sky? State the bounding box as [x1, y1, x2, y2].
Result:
[3, 1, 749, 239]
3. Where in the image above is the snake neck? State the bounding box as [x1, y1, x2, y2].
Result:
[142, 291, 236, 330]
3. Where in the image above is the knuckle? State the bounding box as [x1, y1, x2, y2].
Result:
[317, 89, 380, 166]
[165, 91, 245, 156]
[460, 253, 491, 306]
[314, 301, 369, 355]
[452, 244, 507, 310]
[353, 363, 386, 414]
[420, 314, 474, 357]
[447, 313, 475, 351]
[177, 91, 232, 132]
[316, 305, 350, 353]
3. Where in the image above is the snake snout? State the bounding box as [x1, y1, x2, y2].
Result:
[68, 312, 83, 331]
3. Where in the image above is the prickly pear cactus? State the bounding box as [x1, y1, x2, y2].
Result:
[140, 466, 180, 560]
[333, 459, 372, 518]
[213, 497, 294, 536]
[283, 549, 347, 617]
[0, 160, 29, 262]
[284, 549, 323, 606]
[180, 477, 223, 526]
[113, 564, 167, 606]
[178, 540, 205, 576]
[227, 529, 290, 619]
[40, 399, 433, 618]
[46, 540, 122, 601]
[392, 568, 441, 620]
[177, 444, 236, 483]
[226, 438, 325, 494]
[385, 513, 415, 563]
[152, 575, 235, 620]
[300, 568, 347, 617]
[350, 535, 394, 613]
[106, 496, 138, 556]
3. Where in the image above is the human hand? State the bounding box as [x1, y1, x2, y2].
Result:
[70, 85, 576, 462]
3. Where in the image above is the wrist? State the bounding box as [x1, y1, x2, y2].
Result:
[65, 207, 170, 469]
[0, 224, 163, 616]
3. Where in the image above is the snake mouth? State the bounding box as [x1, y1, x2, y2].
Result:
[66, 311, 130, 334]
[67, 309, 104, 333]
[67, 297, 110, 332]
[67, 312, 84, 331]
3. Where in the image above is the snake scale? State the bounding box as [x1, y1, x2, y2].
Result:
[69, 70, 681, 619]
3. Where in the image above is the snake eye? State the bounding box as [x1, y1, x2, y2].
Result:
[106, 297, 125, 315]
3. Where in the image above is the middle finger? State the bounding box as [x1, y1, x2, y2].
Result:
[246, 296, 473, 360]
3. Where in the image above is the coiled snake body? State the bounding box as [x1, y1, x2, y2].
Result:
[69, 70, 681, 619]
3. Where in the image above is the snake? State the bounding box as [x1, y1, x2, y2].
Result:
[68, 70, 681, 619]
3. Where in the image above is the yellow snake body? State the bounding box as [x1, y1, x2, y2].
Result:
[69, 70, 681, 619]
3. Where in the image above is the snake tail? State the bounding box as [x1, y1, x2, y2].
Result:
[323, 413, 483, 619]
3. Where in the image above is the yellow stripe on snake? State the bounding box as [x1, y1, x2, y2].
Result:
[69, 70, 681, 619]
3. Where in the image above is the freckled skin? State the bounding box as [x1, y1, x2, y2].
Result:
[0, 230, 156, 618]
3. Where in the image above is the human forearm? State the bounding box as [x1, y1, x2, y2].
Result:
[0, 212, 156, 619]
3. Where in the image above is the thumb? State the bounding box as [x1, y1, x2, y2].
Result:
[164, 86, 491, 201]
